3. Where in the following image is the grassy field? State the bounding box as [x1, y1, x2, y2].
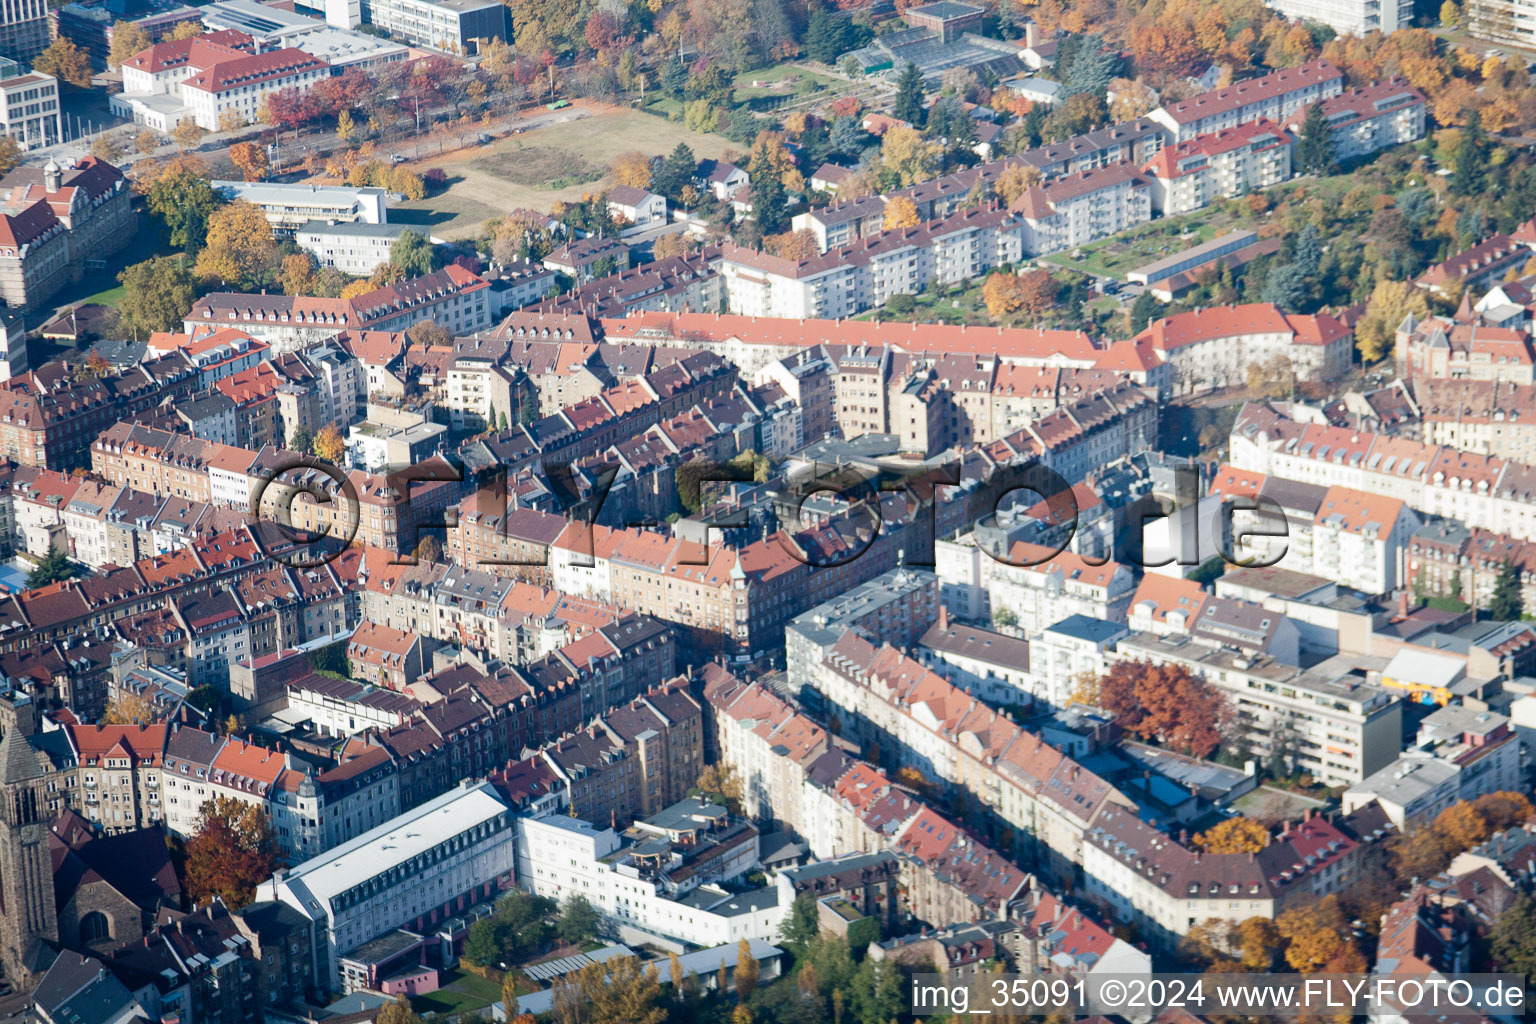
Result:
[391, 108, 739, 239]
[733, 62, 838, 101]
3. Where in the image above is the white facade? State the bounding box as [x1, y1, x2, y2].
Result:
[257, 781, 516, 992]
[514, 814, 785, 949]
[213, 181, 389, 232]
[936, 533, 1136, 636]
[1267, 0, 1412, 35]
[0, 71, 59, 150]
[296, 221, 416, 275]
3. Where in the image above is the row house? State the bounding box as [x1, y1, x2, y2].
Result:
[795, 629, 1132, 885]
[183, 266, 493, 353]
[535, 678, 703, 828]
[1140, 120, 1294, 216]
[0, 352, 194, 470]
[1082, 803, 1359, 949]
[1229, 401, 1536, 544]
[600, 310, 1105, 380]
[1408, 520, 1536, 612]
[703, 665, 831, 833]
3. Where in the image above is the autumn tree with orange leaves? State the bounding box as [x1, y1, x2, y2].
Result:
[1194, 816, 1270, 853]
[1095, 660, 1231, 757]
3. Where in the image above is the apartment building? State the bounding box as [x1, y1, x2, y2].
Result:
[514, 806, 783, 950]
[937, 536, 1136, 635]
[1083, 803, 1360, 949]
[1284, 80, 1427, 162]
[1466, 0, 1536, 49]
[1230, 402, 1536, 544]
[704, 668, 831, 833]
[1113, 630, 1403, 785]
[1343, 703, 1519, 828]
[1135, 304, 1353, 395]
[1149, 59, 1346, 142]
[295, 221, 416, 275]
[258, 780, 515, 991]
[1267, 0, 1412, 35]
[1009, 164, 1153, 257]
[1141, 120, 1293, 216]
[184, 266, 492, 353]
[719, 205, 1025, 319]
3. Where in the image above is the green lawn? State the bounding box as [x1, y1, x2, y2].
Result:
[732, 62, 838, 101]
[409, 969, 505, 1016]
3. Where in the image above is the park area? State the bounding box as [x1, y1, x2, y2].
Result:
[391, 107, 740, 239]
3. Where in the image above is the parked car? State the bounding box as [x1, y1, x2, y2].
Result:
[477, 132, 492, 144]
[389, 153, 406, 164]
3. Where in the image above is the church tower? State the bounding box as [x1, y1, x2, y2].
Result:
[0, 693, 56, 988]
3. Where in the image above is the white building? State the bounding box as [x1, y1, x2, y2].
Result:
[1468, 0, 1536, 48]
[1134, 304, 1354, 395]
[214, 181, 389, 233]
[1113, 631, 1402, 785]
[0, 64, 59, 151]
[1267, 0, 1412, 37]
[1009, 164, 1153, 258]
[1140, 120, 1293, 216]
[514, 812, 785, 950]
[112, 31, 330, 131]
[1149, 59, 1345, 142]
[936, 535, 1135, 636]
[257, 780, 515, 992]
[606, 184, 667, 229]
[1283, 80, 1427, 163]
[719, 205, 1024, 319]
[326, 0, 510, 53]
[296, 221, 421, 275]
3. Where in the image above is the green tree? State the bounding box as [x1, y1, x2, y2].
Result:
[892, 62, 925, 126]
[1490, 559, 1524, 620]
[653, 141, 697, 202]
[1490, 892, 1536, 988]
[290, 426, 314, 455]
[806, 5, 846, 64]
[389, 229, 435, 276]
[1452, 109, 1489, 198]
[117, 257, 200, 339]
[27, 548, 76, 587]
[557, 893, 599, 947]
[1129, 289, 1161, 330]
[848, 957, 904, 1024]
[747, 159, 788, 235]
[1296, 102, 1336, 174]
[146, 164, 222, 253]
[778, 894, 820, 956]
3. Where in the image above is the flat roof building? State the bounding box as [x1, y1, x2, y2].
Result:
[257, 779, 514, 992]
